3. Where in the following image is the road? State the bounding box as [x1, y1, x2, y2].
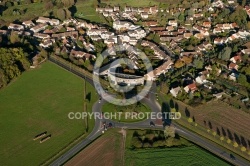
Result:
[49, 58, 250, 166]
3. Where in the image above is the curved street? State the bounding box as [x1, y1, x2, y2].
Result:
[49, 59, 250, 166]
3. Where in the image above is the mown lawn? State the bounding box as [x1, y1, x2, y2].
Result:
[0, 61, 97, 166]
[125, 145, 230, 166]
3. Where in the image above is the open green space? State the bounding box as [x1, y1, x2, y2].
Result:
[0, 2, 45, 24]
[0, 61, 97, 165]
[102, 102, 151, 122]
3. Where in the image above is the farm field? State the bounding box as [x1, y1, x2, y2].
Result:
[0, 62, 96, 165]
[176, 100, 250, 148]
[66, 129, 124, 166]
[158, 93, 250, 160]
[125, 145, 230, 166]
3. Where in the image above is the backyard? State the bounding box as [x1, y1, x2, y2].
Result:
[0, 61, 97, 165]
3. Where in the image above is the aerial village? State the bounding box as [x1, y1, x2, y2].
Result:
[1, 0, 250, 109]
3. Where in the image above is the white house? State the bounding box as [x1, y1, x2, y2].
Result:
[8, 23, 24, 31]
[170, 87, 181, 97]
[168, 20, 178, 27]
[113, 21, 139, 30]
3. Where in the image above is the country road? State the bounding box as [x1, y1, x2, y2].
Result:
[48, 58, 250, 166]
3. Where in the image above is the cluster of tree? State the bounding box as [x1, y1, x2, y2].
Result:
[130, 128, 185, 149]
[0, 48, 30, 89]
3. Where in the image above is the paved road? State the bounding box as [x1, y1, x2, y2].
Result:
[49, 59, 250, 166]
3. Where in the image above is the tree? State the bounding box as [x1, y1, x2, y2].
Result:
[188, 117, 193, 123]
[212, 131, 216, 137]
[56, 9, 66, 20]
[242, 0, 246, 7]
[233, 142, 239, 149]
[220, 136, 224, 142]
[0, 48, 30, 88]
[10, 31, 20, 44]
[247, 22, 250, 30]
[241, 146, 247, 153]
[193, 58, 204, 69]
[220, 47, 232, 61]
[164, 126, 175, 138]
[44, 1, 53, 10]
[238, 74, 249, 88]
[25, 0, 32, 4]
[227, 139, 231, 144]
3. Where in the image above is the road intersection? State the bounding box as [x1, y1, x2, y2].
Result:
[49, 58, 250, 166]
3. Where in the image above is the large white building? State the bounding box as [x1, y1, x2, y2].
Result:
[113, 21, 139, 30]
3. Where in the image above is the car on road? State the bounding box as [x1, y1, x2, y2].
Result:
[107, 122, 113, 128]
[230, 154, 236, 160]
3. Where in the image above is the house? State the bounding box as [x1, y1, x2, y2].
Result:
[194, 33, 204, 39]
[213, 28, 222, 33]
[145, 59, 173, 80]
[104, 6, 113, 12]
[195, 75, 208, 84]
[22, 20, 35, 28]
[33, 33, 50, 39]
[168, 20, 178, 27]
[212, 0, 224, 8]
[230, 54, 242, 63]
[166, 26, 174, 31]
[183, 33, 192, 39]
[30, 23, 48, 33]
[241, 49, 250, 55]
[222, 23, 231, 30]
[8, 23, 24, 31]
[229, 72, 238, 81]
[114, 6, 120, 12]
[184, 83, 197, 93]
[67, 27, 75, 31]
[228, 62, 239, 70]
[202, 22, 212, 28]
[141, 12, 148, 19]
[127, 28, 146, 39]
[143, 21, 158, 27]
[39, 39, 55, 48]
[214, 38, 225, 45]
[193, 13, 203, 18]
[170, 86, 182, 97]
[149, 6, 158, 14]
[113, 21, 139, 30]
[124, 6, 131, 12]
[0, 30, 8, 35]
[36, 17, 60, 25]
[71, 50, 96, 60]
[213, 92, 225, 99]
[149, 26, 165, 31]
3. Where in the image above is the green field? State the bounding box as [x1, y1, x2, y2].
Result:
[125, 145, 230, 166]
[0, 62, 97, 165]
